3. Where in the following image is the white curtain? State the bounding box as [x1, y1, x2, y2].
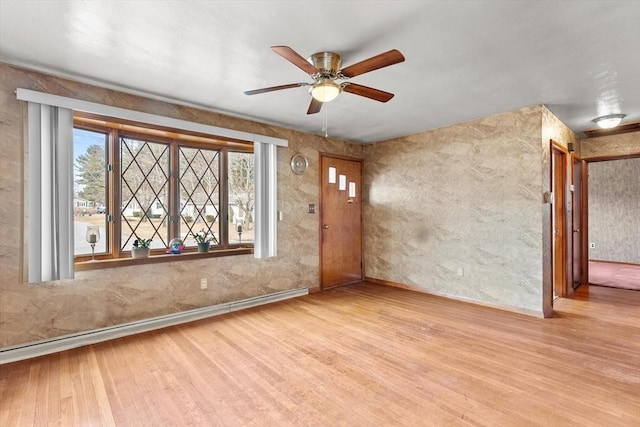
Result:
[27, 102, 74, 282]
[253, 142, 278, 258]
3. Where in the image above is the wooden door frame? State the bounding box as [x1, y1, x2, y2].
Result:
[318, 152, 364, 291]
[551, 141, 570, 299]
[572, 154, 589, 290]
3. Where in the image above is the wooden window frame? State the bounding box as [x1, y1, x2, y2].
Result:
[73, 113, 254, 271]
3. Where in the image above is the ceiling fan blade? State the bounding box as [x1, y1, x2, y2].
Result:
[271, 46, 320, 75]
[244, 83, 308, 95]
[342, 83, 395, 103]
[340, 49, 405, 78]
[307, 97, 323, 115]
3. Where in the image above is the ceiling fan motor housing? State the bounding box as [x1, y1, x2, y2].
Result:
[308, 52, 342, 77]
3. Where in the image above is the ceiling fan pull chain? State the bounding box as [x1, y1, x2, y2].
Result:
[323, 104, 329, 138]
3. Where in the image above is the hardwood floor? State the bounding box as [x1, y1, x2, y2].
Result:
[1, 282, 639, 426]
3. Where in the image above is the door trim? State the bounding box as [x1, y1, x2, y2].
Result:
[572, 154, 589, 289]
[582, 152, 640, 288]
[551, 141, 570, 299]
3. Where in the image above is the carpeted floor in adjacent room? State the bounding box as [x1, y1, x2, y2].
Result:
[589, 260, 640, 291]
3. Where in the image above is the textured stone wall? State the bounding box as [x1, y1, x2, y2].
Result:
[581, 132, 640, 159]
[0, 63, 363, 348]
[363, 105, 576, 314]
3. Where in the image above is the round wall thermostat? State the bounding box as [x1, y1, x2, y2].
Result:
[290, 153, 308, 175]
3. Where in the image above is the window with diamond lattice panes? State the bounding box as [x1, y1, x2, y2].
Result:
[179, 146, 220, 247]
[72, 112, 257, 265]
[120, 136, 170, 250]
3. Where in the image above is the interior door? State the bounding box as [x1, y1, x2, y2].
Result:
[320, 155, 363, 289]
[572, 156, 585, 289]
[552, 144, 568, 298]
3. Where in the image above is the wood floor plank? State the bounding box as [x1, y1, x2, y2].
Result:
[0, 282, 638, 426]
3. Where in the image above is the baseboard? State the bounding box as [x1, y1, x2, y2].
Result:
[365, 277, 544, 318]
[0, 287, 308, 365]
[589, 259, 640, 267]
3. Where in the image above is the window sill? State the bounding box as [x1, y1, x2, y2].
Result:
[75, 247, 254, 271]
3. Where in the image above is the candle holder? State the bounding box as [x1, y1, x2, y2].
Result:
[237, 223, 243, 245]
[86, 226, 100, 261]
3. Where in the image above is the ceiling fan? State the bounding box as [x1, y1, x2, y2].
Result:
[244, 46, 405, 114]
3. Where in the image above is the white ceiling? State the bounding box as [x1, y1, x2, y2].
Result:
[1, 1, 638, 144]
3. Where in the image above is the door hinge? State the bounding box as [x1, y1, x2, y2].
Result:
[107, 164, 113, 172]
[107, 214, 113, 223]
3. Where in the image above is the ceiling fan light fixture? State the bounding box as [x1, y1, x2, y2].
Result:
[592, 113, 626, 129]
[311, 79, 341, 103]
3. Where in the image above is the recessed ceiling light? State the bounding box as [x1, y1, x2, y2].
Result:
[592, 114, 626, 129]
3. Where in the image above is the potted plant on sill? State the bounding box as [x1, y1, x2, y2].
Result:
[132, 237, 152, 258]
[191, 228, 214, 253]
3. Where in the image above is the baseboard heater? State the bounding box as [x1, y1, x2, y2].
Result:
[0, 287, 308, 365]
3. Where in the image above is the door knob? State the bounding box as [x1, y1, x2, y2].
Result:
[322, 224, 330, 229]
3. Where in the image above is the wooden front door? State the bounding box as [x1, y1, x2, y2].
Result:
[320, 155, 363, 289]
[552, 144, 568, 298]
